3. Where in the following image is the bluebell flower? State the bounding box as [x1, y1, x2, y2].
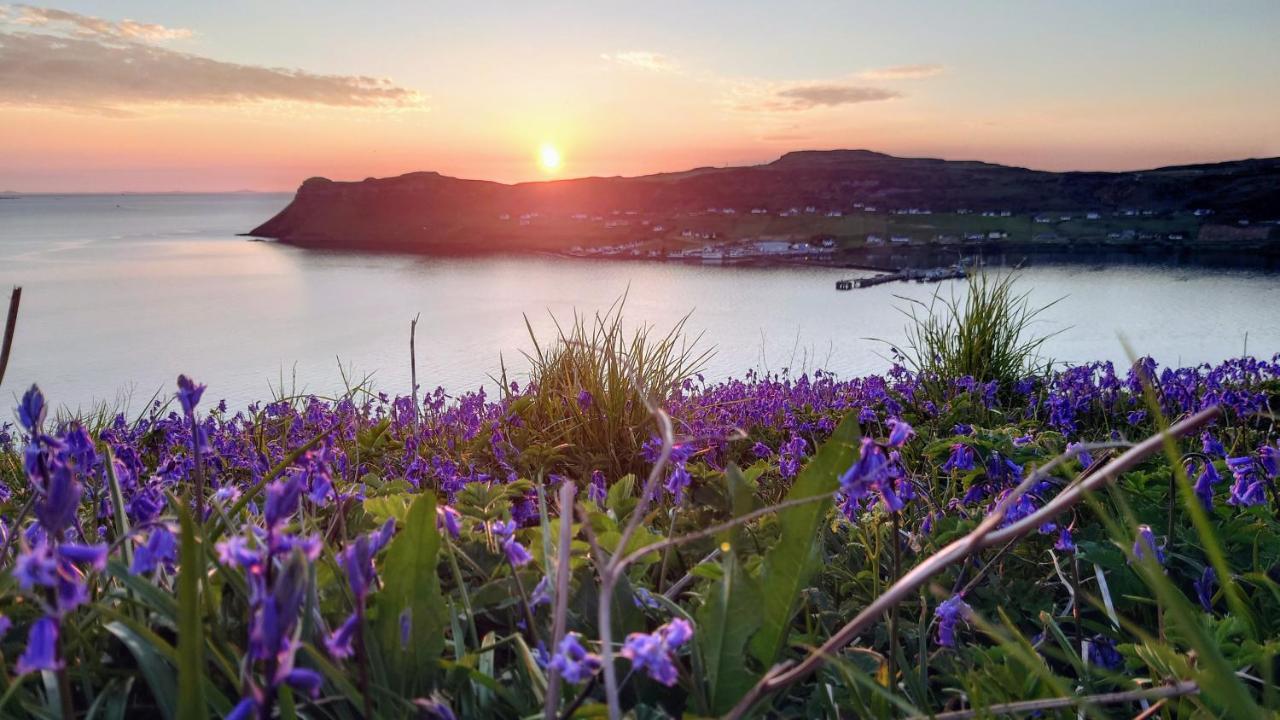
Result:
[1259, 445, 1279, 478]
[1087, 635, 1123, 670]
[941, 443, 975, 473]
[530, 576, 551, 607]
[1226, 456, 1267, 507]
[131, 526, 178, 576]
[588, 469, 607, 508]
[621, 618, 692, 686]
[664, 463, 692, 503]
[337, 519, 395, 601]
[414, 695, 458, 720]
[576, 389, 593, 411]
[1126, 410, 1147, 425]
[324, 614, 359, 659]
[1054, 526, 1076, 553]
[492, 520, 533, 567]
[176, 374, 206, 417]
[436, 504, 461, 538]
[1201, 431, 1226, 457]
[1191, 459, 1221, 511]
[17, 384, 46, 433]
[934, 595, 972, 647]
[547, 633, 602, 684]
[633, 587, 661, 609]
[751, 441, 772, 458]
[1194, 566, 1216, 612]
[1131, 524, 1164, 565]
[16, 616, 62, 675]
[952, 423, 974, 436]
[1067, 442, 1093, 468]
[886, 418, 914, 447]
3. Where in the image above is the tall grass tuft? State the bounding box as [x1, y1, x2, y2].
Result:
[891, 272, 1060, 392]
[500, 296, 712, 479]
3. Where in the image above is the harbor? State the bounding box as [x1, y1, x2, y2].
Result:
[836, 264, 968, 290]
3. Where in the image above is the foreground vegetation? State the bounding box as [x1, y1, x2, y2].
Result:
[1, 292, 1279, 719]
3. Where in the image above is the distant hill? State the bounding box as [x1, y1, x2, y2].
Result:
[248, 150, 1280, 260]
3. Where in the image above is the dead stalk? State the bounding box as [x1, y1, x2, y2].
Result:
[545, 481, 576, 718]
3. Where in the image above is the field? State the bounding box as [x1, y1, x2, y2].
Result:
[1, 285, 1279, 719]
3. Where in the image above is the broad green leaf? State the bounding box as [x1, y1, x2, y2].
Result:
[374, 492, 448, 692]
[697, 466, 762, 714]
[749, 413, 861, 666]
[176, 508, 206, 720]
[105, 620, 176, 720]
[363, 494, 413, 525]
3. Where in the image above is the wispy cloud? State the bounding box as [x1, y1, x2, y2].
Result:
[600, 51, 680, 73]
[0, 5, 424, 115]
[8, 4, 193, 41]
[732, 81, 900, 113]
[858, 63, 945, 80]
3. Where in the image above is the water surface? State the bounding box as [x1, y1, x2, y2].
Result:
[2, 194, 1278, 412]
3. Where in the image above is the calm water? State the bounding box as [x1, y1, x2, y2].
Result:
[2, 194, 1279, 413]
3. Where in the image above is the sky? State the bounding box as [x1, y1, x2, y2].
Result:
[1, 1, 1278, 192]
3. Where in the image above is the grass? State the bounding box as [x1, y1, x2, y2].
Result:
[498, 295, 713, 478]
[887, 272, 1061, 396]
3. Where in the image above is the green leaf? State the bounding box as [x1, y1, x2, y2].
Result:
[363, 494, 413, 525]
[105, 621, 176, 720]
[374, 492, 448, 692]
[176, 508, 206, 720]
[696, 469, 762, 714]
[749, 413, 861, 667]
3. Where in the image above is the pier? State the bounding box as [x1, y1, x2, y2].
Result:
[836, 265, 967, 290]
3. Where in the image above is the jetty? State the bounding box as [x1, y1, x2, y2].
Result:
[836, 265, 967, 291]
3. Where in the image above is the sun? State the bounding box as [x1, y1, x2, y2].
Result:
[537, 143, 563, 173]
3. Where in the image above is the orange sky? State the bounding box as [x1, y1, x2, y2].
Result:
[2, 2, 1278, 191]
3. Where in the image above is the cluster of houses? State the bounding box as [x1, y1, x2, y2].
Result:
[567, 236, 839, 263]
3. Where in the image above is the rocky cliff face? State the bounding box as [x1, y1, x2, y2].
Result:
[248, 150, 1280, 253]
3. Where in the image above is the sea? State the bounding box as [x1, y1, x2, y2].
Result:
[2, 193, 1279, 413]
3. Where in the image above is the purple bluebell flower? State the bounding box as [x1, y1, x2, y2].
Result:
[1126, 410, 1147, 425]
[1131, 524, 1164, 565]
[337, 519, 396, 601]
[576, 389, 593, 411]
[1201, 431, 1226, 457]
[131, 526, 178, 576]
[1087, 635, 1123, 670]
[1192, 459, 1221, 510]
[548, 633, 602, 684]
[1226, 456, 1267, 507]
[952, 423, 974, 436]
[778, 434, 808, 479]
[492, 520, 533, 567]
[941, 443, 975, 473]
[934, 595, 972, 647]
[436, 505, 461, 538]
[1054, 526, 1076, 553]
[751, 441, 771, 458]
[633, 587, 661, 609]
[664, 463, 692, 503]
[1259, 445, 1279, 478]
[530, 576, 551, 607]
[1194, 566, 1216, 612]
[16, 616, 62, 675]
[17, 384, 46, 432]
[176, 374, 205, 417]
[886, 418, 914, 447]
[414, 695, 458, 720]
[1067, 442, 1093, 468]
[621, 618, 692, 686]
[588, 470, 608, 508]
[1013, 433, 1034, 447]
[325, 614, 360, 659]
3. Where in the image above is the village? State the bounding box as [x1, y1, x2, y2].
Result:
[487, 202, 1257, 266]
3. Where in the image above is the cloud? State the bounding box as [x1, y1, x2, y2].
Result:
[0, 7, 423, 115]
[858, 63, 945, 80]
[734, 82, 900, 112]
[8, 4, 193, 41]
[600, 51, 680, 73]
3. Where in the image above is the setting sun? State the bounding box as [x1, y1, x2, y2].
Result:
[538, 143, 562, 173]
